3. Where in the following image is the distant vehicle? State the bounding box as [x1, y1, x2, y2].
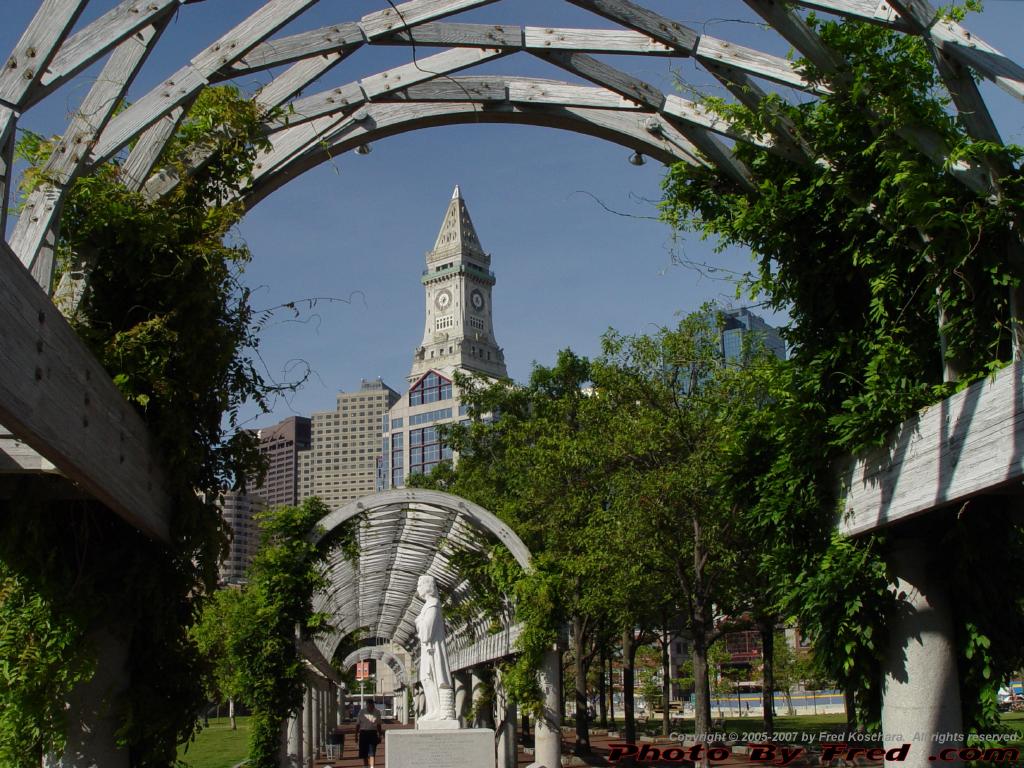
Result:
[997, 684, 1024, 712]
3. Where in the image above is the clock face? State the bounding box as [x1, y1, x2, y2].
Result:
[470, 289, 485, 311]
[435, 290, 452, 310]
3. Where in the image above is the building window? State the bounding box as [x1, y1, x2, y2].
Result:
[436, 315, 454, 331]
[408, 407, 452, 426]
[408, 426, 453, 476]
[391, 432, 404, 489]
[469, 316, 484, 331]
[409, 372, 452, 406]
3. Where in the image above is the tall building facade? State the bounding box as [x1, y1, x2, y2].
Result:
[720, 307, 786, 361]
[218, 490, 265, 585]
[383, 186, 507, 489]
[298, 378, 400, 508]
[253, 415, 311, 507]
[218, 415, 310, 584]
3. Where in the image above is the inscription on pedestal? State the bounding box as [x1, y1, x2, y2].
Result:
[386, 728, 495, 768]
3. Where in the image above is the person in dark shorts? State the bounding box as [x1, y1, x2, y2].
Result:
[356, 699, 383, 767]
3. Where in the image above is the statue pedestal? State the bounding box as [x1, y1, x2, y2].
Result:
[417, 718, 461, 730]
[387, 728, 495, 768]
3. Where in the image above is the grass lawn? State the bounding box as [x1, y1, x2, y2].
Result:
[177, 716, 250, 768]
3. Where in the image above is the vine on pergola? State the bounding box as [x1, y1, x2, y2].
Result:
[0, 86, 284, 766]
[662, 8, 1024, 731]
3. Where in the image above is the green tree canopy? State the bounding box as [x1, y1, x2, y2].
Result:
[660, 11, 1024, 731]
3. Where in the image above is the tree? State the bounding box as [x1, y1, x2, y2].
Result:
[191, 587, 248, 729]
[191, 498, 337, 768]
[594, 312, 768, 747]
[708, 643, 734, 721]
[660, 10, 1024, 733]
[432, 351, 631, 753]
[771, 635, 799, 716]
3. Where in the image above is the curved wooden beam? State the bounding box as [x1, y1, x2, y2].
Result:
[341, 647, 410, 687]
[314, 488, 532, 569]
[244, 97, 703, 209]
[312, 489, 530, 660]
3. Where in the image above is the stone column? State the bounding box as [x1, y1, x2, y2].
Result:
[471, 668, 495, 728]
[535, 649, 562, 768]
[304, 685, 314, 767]
[287, 704, 304, 768]
[454, 670, 472, 728]
[321, 684, 328, 747]
[495, 667, 518, 768]
[46, 627, 131, 768]
[881, 539, 963, 768]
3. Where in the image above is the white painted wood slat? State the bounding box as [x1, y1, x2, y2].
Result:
[0, 0, 86, 107]
[278, 47, 509, 128]
[524, 26, 672, 55]
[534, 50, 667, 111]
[190, 0, 320, 74]
[91, 0, 319, 165]
[0, 434, 59, 474]
[246, 99, 703, 208]
[30, 0, 182, 107]
[696, 36, 826, 93]
[11, 26, 163, 285]
[930, 20, 1024, 102]
[90, 64, 207, 165]
[0, 240, 170, 541]
[507, 79, 639, 110]
[564, 0, 698, 53]
[839, 361, 1024, 537]
[787, 0, 913, 31]
[227, 22, 364, 75]
[121, 106, 188, 192]
[358, 0, 500, 40]
[383, 22, 525, 49]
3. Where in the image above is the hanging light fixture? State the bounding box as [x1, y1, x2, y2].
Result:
[628, 151, 646, 166]
[355, 143, 373, 155]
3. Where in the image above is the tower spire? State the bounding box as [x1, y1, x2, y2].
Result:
[431, 184, 484, 260]
[410, 187, 506, 382]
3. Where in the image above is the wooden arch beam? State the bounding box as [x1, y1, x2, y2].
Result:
[243, 97, 705, 209]
[341, 647, 410, 687]
[311, 490, 531, 662]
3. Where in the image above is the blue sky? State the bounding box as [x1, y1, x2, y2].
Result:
[4, 0, 1022, 429]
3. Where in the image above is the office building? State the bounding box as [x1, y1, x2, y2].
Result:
[217, 416, 310, 584]
[253, 415, 311, 507]
[720, 307, 786, 361]
[217, 490, 265, 585]
[298, 378, 400, 508]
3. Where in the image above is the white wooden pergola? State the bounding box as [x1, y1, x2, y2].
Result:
[303, 489, 538, 764]
[2, 1, 1023, 767]
[3, 0, 1022, 548]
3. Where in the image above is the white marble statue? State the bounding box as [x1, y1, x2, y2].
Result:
[415, 574, 456, 724]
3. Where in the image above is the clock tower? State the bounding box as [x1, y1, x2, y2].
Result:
[410, 185, 507, 382]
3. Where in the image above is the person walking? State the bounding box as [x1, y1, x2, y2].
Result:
[356, 699, 383, 768]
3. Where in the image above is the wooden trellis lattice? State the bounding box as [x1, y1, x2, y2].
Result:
[1, 0, 1022, 540]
